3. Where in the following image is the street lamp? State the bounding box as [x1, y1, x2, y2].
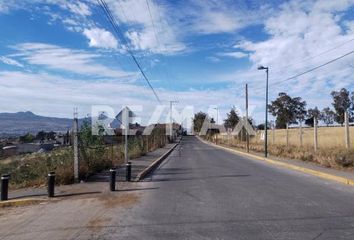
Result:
[258, 65, 269, 157]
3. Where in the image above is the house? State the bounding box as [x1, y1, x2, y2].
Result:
[2, 145, 17, 157]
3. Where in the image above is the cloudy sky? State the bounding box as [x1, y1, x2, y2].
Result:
[0, 0, 354, 125]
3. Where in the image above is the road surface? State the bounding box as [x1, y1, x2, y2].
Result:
[1, 136, 354, 239]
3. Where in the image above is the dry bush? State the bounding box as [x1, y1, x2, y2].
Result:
[0, 130, 168, 188]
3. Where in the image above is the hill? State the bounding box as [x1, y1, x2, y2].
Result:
[0, 111, 84, 136]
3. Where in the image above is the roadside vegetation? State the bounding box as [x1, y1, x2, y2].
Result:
[194, 87, 354, 170]
[215, 135, 354, 169]
[0, 123, 167, 189]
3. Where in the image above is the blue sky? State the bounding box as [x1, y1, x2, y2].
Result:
[0, 0, 354, 125]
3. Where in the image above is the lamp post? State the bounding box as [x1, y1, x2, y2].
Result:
[258, 65, 269, 157]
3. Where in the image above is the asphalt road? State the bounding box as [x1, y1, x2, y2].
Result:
[1, 135, 354, 240]
[117, 136, 354, 240]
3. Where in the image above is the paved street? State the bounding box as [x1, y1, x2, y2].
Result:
[1, 136, 354, 239]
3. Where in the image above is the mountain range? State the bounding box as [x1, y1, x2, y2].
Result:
[0, 111, 85, 137]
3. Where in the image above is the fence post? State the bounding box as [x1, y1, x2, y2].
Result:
[345, 111, 350, 149]
[272, 124, 275, 144]
[300, 121, 303, 147]
[286, 123, 289, 146]
[314, 116, 318, 152]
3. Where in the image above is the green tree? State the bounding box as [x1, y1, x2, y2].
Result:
[268, 92, 307, 129]
[79, 120, 107, 174]
[79, 120, 104, 147]
[19, 133, 34, 143]
[305, 107, 320, 127]
[193, 112, 207, 133]
[331, 88, 351, 125]
[36, 131, 46, 141]
[223, 108, 239, 129]
[320, 107, 335, 126]
[294, 97, 307, 127]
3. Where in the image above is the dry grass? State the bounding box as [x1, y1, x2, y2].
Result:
[215, 126, 354, 169]
[251, 126, 354, 149]
[0, 132, 167, 189]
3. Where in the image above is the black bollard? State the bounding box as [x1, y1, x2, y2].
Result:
[126, 162, 131, 182]
[1, 174, 9, 201]
[47, 171, 55, 198]
[109, 168, 116, 191]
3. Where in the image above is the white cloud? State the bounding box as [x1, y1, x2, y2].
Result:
[220, 0, 354, 120]
[344, 20, 354, 34]
[13, 43, 136, 79]
[217, 51, 248, 59]
[0, 70, 157, 118]
[183, 1, 242, 34]
[0, 2, 11, 13]
[178, 0, 273, 35]
[206, 56, 221, 63]
[106, 0, 185, 54]
[237, 0, 354, 70]
[66, 1, 91, 16]
[0, 70, 255, 125]
[0, 56, 23, 67]
[83, 28, 118, 49]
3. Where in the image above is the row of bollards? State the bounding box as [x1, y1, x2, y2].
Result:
[0, 172, 56, 201]
[0, 162, 133, 201]
[109, 162, 132, 191]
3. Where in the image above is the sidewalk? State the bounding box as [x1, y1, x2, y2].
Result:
[88, 141, 179, 182]
[198, 136, 354, 185]
[5, 141, 179, 202]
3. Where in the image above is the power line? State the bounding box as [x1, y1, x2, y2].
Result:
[97, 0, 161, 103]
[144, 0, 179, 102]
[273, 50, 354, 85]
[270, 37, 354, 74]
[146, 0, 160, 48]
[253, 49, 354, 91]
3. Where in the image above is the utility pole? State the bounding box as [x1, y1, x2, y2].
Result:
[73, 107, 79, 183]
[245, 84, 249, 153]
[169, 101, 178, 142]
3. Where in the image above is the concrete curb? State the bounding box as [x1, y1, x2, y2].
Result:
[135, 140, 180, 181]
[0, 198, 47, 208]
[197, 136, 354, 186]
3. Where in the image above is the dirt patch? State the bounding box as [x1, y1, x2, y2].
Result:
[87, 216, 112, 233]
[98, 192, 139, 209]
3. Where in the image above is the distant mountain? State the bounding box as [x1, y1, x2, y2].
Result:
[0, 111, 86, 137]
